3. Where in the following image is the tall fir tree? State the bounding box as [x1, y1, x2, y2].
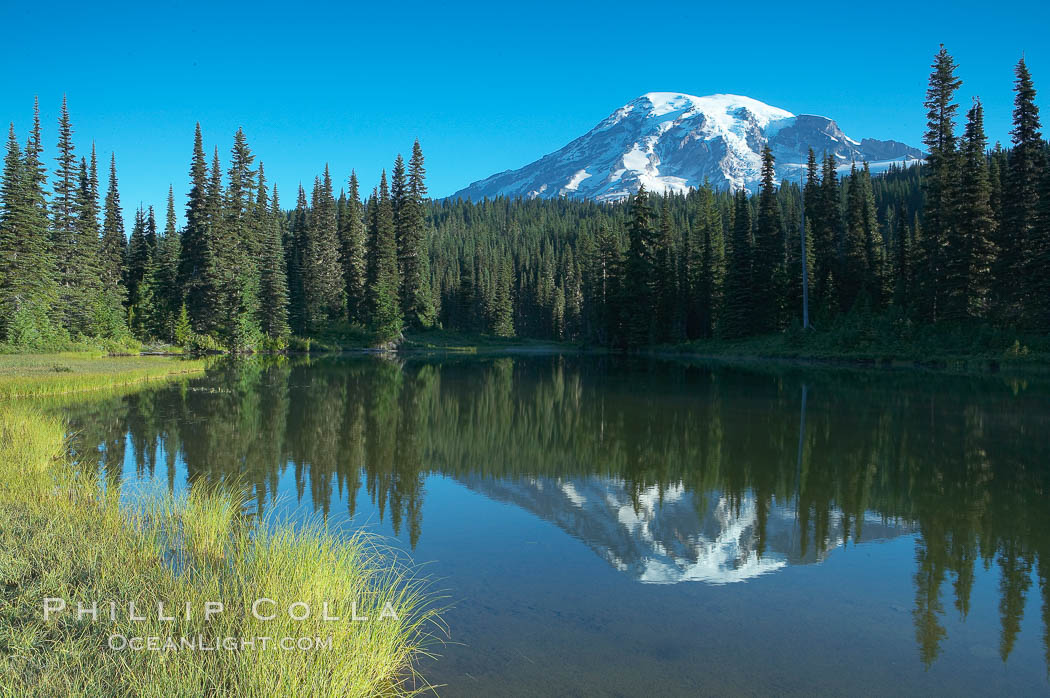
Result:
[7, 98, 61, 339]
[143, 186, 182, 340]
[592, 220, 621, 344]
[391, 153, 407, 270]
[786, 177, 814, 327]
[947, 98, 996, 321]
[621, 184, 655, 348]
[490, 254, 515, 337]
[286, 184, 308, 335]
[365, 172, 402, 340]
[214, 129, 260, 347]
[921, 44, 962, 322]
[814, 152, 840, 315]
[860, 163, 884, 307]
[841, 165, 872, 311]
[1003, 59, 1047, 329]
[399, 141, 435, 328]
[99, 153, 126, 315]
[752, 146, 783, 332]
[199, 146, 227, 339]
[303, 165, 344, 332]
[178, 125, 216, 335]
[125, 206, 152, 331]
[51, 96, 80, 329]
[0, 119, 57, 339]
[653, 202, 678, 342]
[721, 189, 753, 339]
[73, 145, 104, 334]
[258, 178, 290, 340]
[339, 171, 368, 324]
[695, 183, 724, 338]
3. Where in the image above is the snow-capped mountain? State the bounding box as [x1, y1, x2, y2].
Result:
[451, 92, 923, 202]
[459, 474, 913, 584]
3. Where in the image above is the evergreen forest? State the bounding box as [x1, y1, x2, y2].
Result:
[1, 47, 1048, 355]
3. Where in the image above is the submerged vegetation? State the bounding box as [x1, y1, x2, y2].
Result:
[0, 359, 443, 697]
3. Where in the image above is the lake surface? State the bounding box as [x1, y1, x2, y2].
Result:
[62, 355, 1050, 696]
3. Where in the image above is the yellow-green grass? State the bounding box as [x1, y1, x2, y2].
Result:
[0, 354, 208, 398]
[0, 366, 445, 696]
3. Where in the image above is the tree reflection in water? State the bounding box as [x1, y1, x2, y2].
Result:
[60, 355, 1050, 671]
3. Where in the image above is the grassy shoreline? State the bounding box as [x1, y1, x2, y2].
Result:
[393, 327, 1050, 372]
[0, 354, 209, 398]
[0, 356, 443, 697]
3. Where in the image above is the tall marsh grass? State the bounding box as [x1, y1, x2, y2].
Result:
[0, 368, 444, 696]
[0, 353, 208, 398]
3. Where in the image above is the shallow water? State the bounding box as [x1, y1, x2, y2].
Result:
[64, 355, 1050, 695]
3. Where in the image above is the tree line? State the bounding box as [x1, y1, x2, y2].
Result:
[0, 46, 1047, 351]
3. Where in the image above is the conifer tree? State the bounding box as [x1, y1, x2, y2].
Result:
[178, 126, 216, 335]
[921, 45, 962, 322]
[889, 204, 913, 309]
[339, 171, 368, 323]
[287, 184, 308, 335]
[1003, 59, 1046, 329]
[653, 202, 677, 342]
[51, 96, 81, 329]
[365, 172, 402, 340]
[592, 220, 621, 344]
[1037, 161, 1050, 331]
[0, 123, 57, 337]
[0, 126, 25, 335]
[752, 147, 782, 332]
[490, 254, 515, 337]
[683, 202, 703, 339]
[197, 146, 227, 339]
[125, 206, 152, 325]
[814, 152, 840, 313]
[399, 141, 435, 327]
[860, 163, 884, 307]
[99, 153, 127, 314]
[391, 154, 407, 259]
[303, 165, 344, 331]
[2, 100, 61, 340]
[621, 184, 654, 347]
[786, 179, 814, 326]
[721, 190, 753, 338]
[841, 165, 874, 311]
[202, 130, 260, 346]
[695, 184, 724, 338]
[73, 146, 104, 334]
[144, 187, 182, 340]
[947, 98, 996, 321]
[563, 249, 582, 339]
[258, 179, 290, 339]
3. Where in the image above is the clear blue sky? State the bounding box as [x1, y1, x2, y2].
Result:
[2, 0, 1047, 229]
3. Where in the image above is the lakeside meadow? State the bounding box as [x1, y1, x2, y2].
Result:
[0, 355, 445, 697]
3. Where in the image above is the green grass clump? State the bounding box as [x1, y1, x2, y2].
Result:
[0, 354, 208, 398]
[0, 369, 444, 696]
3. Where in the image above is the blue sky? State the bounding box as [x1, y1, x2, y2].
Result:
[2, 0, 1047, 228]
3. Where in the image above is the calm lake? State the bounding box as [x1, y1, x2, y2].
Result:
[62, 355, 1050, 696]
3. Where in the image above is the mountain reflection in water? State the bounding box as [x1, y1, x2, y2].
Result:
[57, 354, 1050, 678]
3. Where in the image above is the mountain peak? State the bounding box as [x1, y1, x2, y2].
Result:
[633, 92, 795, 123]
[451, 93, 923, 202]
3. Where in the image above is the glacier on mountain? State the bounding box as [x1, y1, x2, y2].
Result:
[451, 92, 923, 202]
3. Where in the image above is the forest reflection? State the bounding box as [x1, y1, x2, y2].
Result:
[60, 354, 1050, 671]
